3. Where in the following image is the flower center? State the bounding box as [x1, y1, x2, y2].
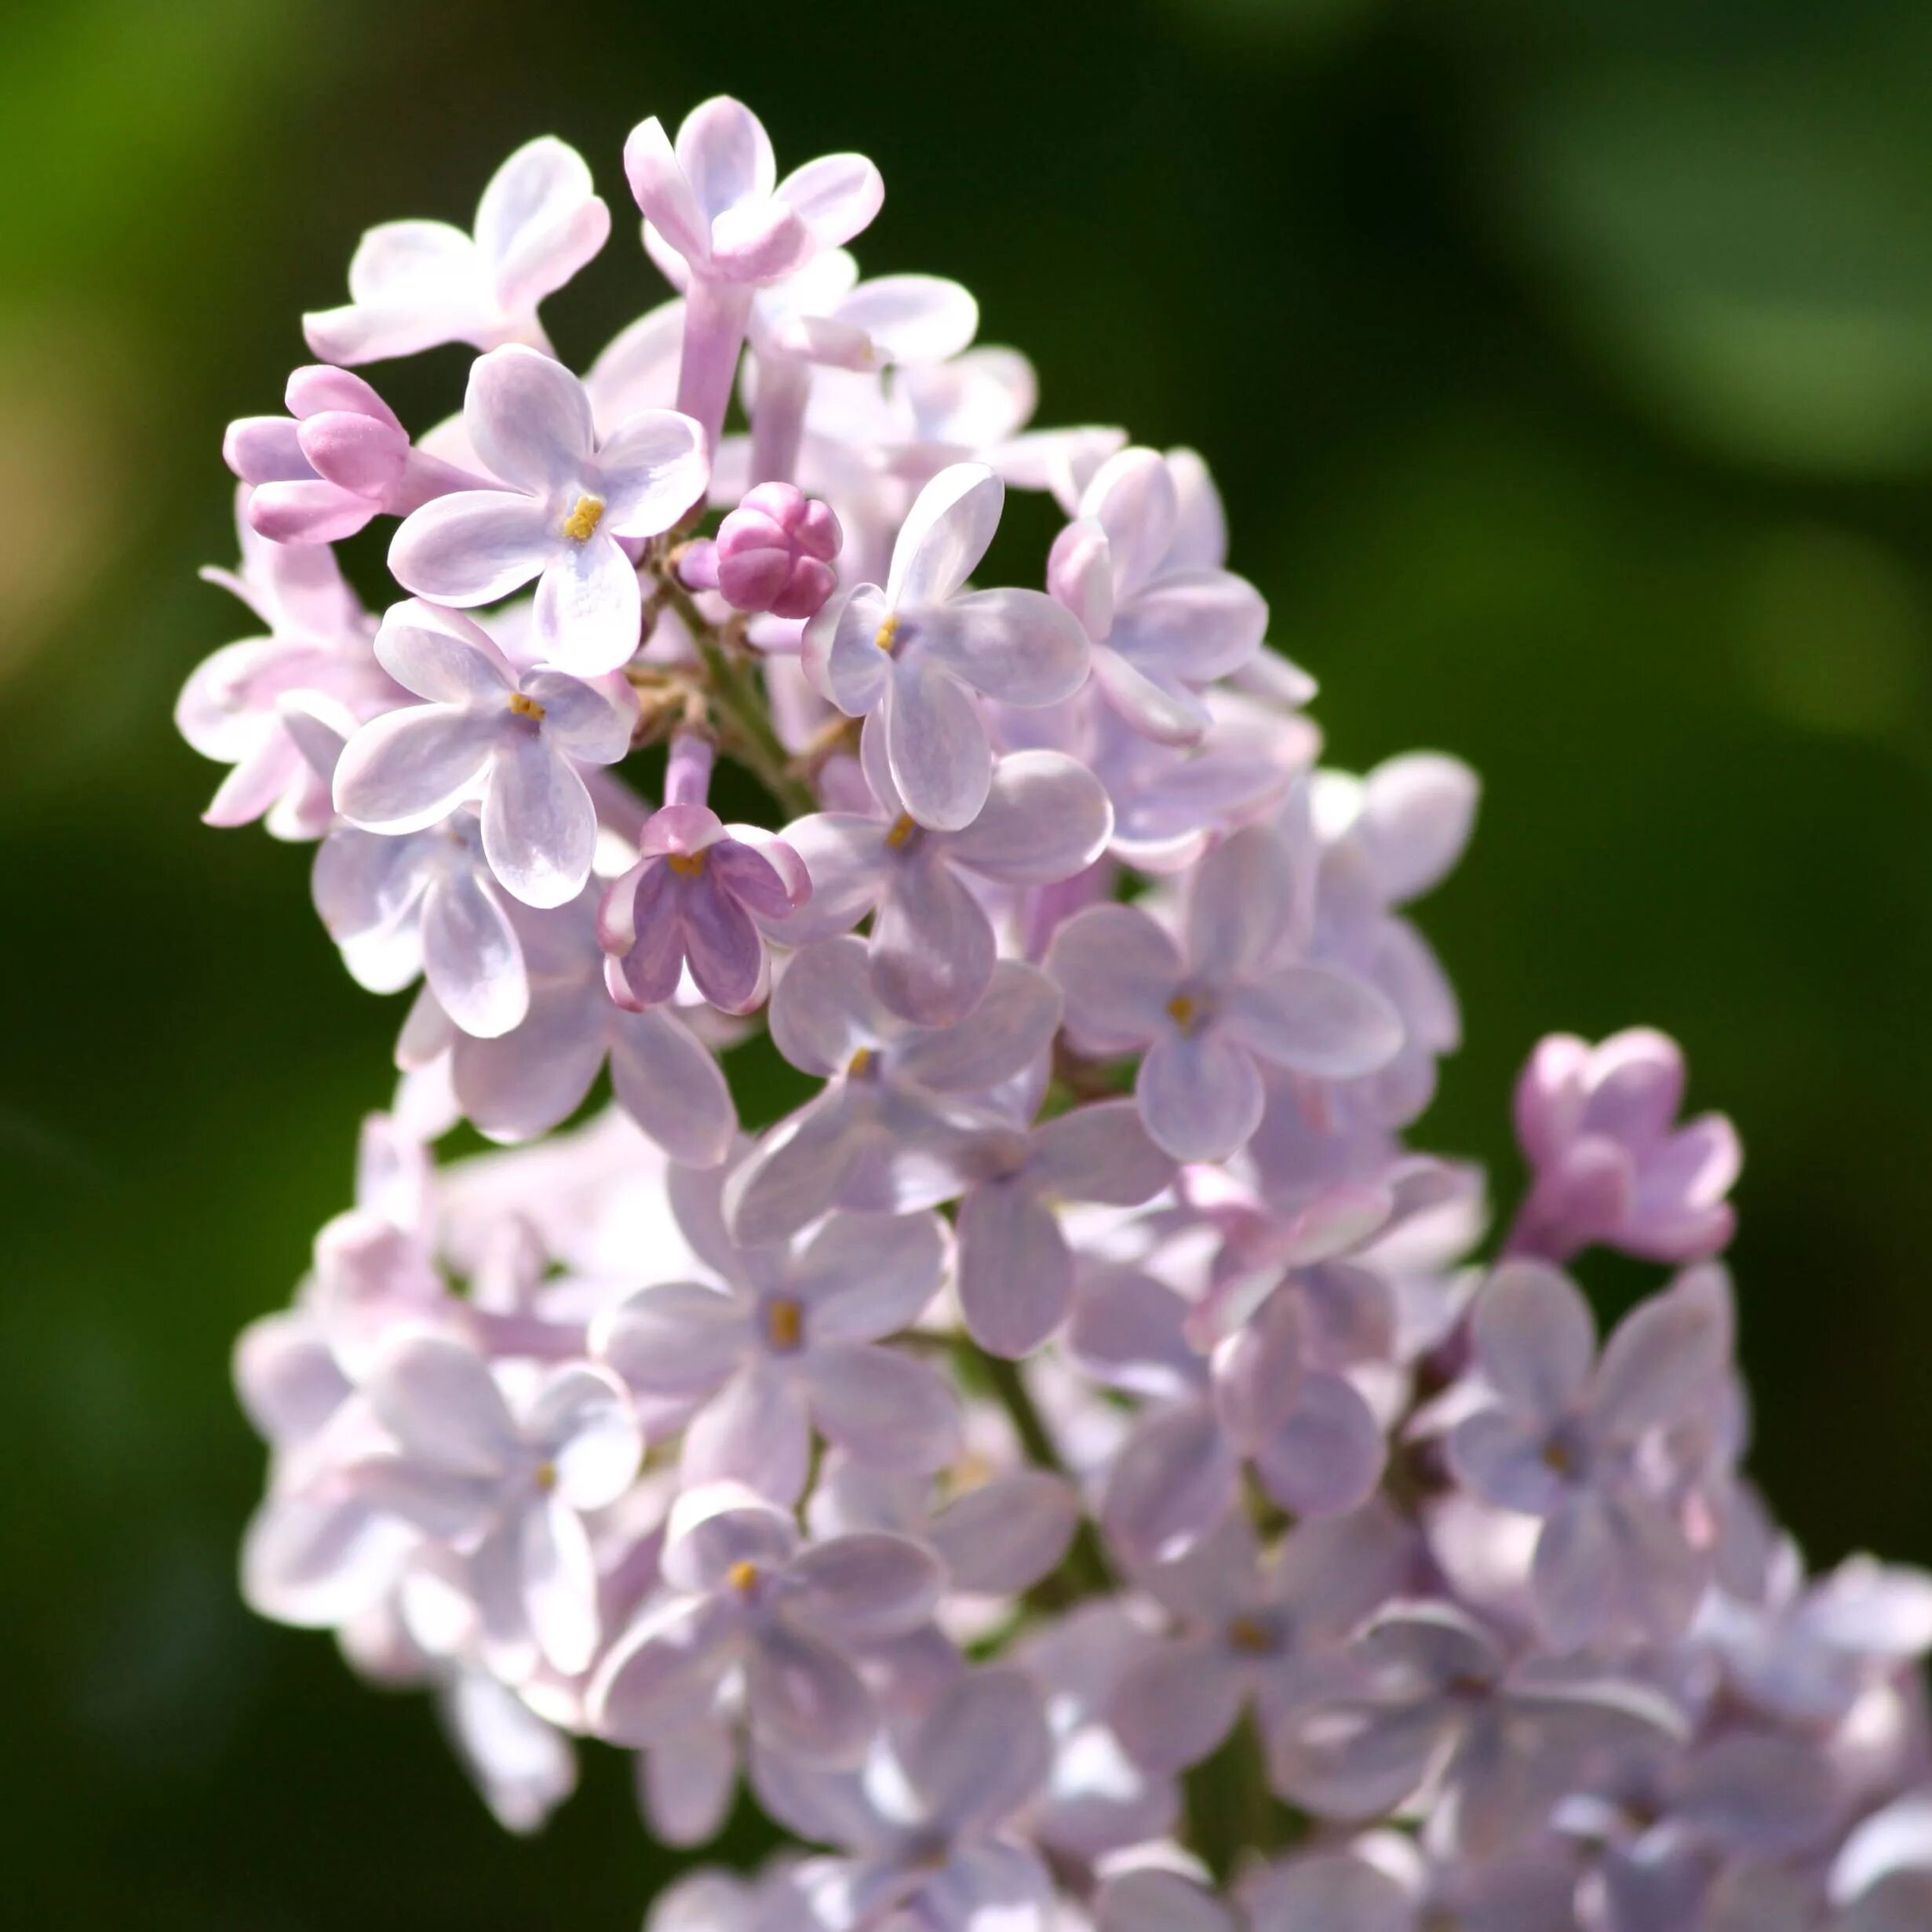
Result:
[1227, 1615, 1279, 1655]
[727, 1559, 760, 1595]
[508, 691, 547, 721]
[534, 1460, 558, 1492]
[562, 494, 605, 541]
[873, 612, 899, 654]
[764, 1297, 804, 1351]
[884, 812, 917, 849]
[846, 1046, 874, 1078]
[666, 850, 706, 877]
[1165, 993, 1201, 1033]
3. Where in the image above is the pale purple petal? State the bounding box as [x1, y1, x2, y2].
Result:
[1447, 1408, 1568, 1518]
[1472, 1262, 1597, 1423]
[523, 669, 633, 762]
[1220, 967, 1405, 1079]
[785, 1533, 944, 1640]
[724, 1092, 868, 1245]
[888, 463, 1004, 608]
[365, 1332, 518, 1476]
[770, 935, 884, 1074]
[903, 1666, 1052, 1832]
[1113, 1639, 1245, 1773]
[891, 961, 1061, 1093]
[1083, 448, 1179, 597]
[389, 490, 558, 605]
[596, 408, 709, 537]
[1109, 569, 1267, 683]
[917, 588, 1092, 709]
[684, 1360, 813, 1504]
[775, 815, 889, 942]
[421, 867, 527, 1037]
[1252, 1372, 1387, 1519]
[608, 1006, 738, 1167]
[1184, 824, 1295, 977]
[589, 1594, 745, 1744]
[594, 1280, 749, 1398]
[527, 1362, 643, 1507]
[482, 736, 596, 908]
[1137, 1031, 1264, 1162]
[1030, 1099, 1175, 1206]
[746, 1620, 876, 1764]
[475, 135, 609, 315]
[520, 1491, 600, 1673]
[1044, 904, 1180, 1054]
[682, 874, 767, 1012]
[778, 153, 885, 249]
[884, 654, 991, 833]
[788, 1209, 947, 1341]
[663, 1483, 800, 1591]
[533, 534, 643, 677]
[803, 1340, 961, 1473]
[872, 848, 997, 1025]
[1590, 1280, 1731, 1441]
[374, 602, 517, 703]
[956, 1178, 1071, 1358]
[466, 344, 596, 494]
[334, 706, 498, 832]
[622, 117, 709, 262]
[928, 1471, 1077, 1596]
[943, 751, 1113, 886]
[1102, 1402, 1238, 1565]
[1359, 752, 1481, 902]
[811, 585, 893, 716]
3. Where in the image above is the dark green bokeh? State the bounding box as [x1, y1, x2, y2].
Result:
[5, 1, 1932, 1923]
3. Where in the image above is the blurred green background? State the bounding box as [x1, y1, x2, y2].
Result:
[6, 0, 1932, 1922]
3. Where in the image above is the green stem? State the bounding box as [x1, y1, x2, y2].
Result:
[1183, 1710, 1298, 1880]
[656, 574, 816, 818]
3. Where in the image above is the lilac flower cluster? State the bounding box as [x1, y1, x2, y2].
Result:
[188, 103, 1932, 1932]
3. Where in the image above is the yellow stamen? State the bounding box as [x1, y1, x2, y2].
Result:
[884, 812, 917, 850]
[874, 612, 899, 654]
[1542, 1438, 1579, 1477]
[765, 1298, 804, 1351]
[508, 691, 547, 721]
[562, 494, 605, 541]
[847, 1046, 873, 1078]
[666, 850, 706, 877]
[534, 1460, 559, 1492]
[1227, 1616, 1276, 1654]
[727, 1559, 760, 1595]
[1165, 993, 1197, 1033]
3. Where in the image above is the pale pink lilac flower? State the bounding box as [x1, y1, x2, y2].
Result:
[751, 1664, 1056, 1932]
[1016, 1603, 1183, 1868]
[1110, 1501, 1414, 1776]
[1067, 1266, 1388, 1563]
[305, 137, 610, 365]
[803, 462, 1091, 829]
[950, 1100, 1174, 1357]
[400, 892, 736, 1165]
[807, 1449, 1079, 1607]
[600, 735, 812, 1015]
[1270, 1600, 1688, 1856]
[1507, 1028, 1741, 1266]
[724, 937, 1063, 1244]
[680, 481, 843, 620]
[742, 251, 977, 487]
[389, 346, 707, 676]
[625, 97, 884, 448]
[225, 364, 494, 545]
[1047, 823, 1405, 1161]
[1830, 1791, 1932, 1932]
[331, 600, 634, 911]
[178, 506, 396, 836]
[343, 1329, 641, 1677]
[589, 1481, 941, 1765]
[782, 718, 1114, 1024]
[593, 1165, 957, 1507]
[1048, 446, 1268, 745]
[1447, 1261, 1734, 1652]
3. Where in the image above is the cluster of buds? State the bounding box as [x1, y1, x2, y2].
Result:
[186, 100, 1932, 1932]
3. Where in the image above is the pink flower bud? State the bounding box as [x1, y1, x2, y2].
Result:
[713, 483, 842, 620]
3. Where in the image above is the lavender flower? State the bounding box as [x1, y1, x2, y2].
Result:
[305, 136, 610, 365]
[187, 99, 1932, 1932]
[803, 461, 1092, 829]
[389, 346, 707, 676]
